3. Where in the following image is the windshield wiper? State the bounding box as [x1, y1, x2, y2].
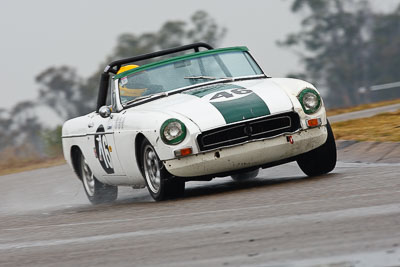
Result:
[184, 76, 234, 82]
[184, 76, 217, 80]
[124, 92, 167, 106]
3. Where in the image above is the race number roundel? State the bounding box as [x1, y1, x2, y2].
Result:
[94, 125, 114, 174]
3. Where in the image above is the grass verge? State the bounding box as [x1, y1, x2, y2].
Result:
[0, 157, 66, 176]
[327, 98, 400, 116]
[331, 110, 400, 142]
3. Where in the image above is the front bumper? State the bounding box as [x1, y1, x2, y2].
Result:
[164, 126, 328, 177]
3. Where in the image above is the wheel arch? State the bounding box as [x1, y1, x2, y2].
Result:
[135, 133, 146, 176]
[70, 145, 83, 181]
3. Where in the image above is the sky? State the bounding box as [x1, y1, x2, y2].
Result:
[1, 0, 399, 111]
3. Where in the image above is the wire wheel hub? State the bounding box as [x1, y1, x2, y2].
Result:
[143, 145, 161, 193]
[82, 158, 95, 196]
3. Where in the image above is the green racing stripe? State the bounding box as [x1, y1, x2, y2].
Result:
[185, 84, 270, 124]
[211, 93, 270, 124]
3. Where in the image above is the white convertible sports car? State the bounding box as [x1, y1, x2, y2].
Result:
[62, 43, 336, 203]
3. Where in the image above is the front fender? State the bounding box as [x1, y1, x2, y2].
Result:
[112, 109, 201, 183]
[269, 78, 327, 128]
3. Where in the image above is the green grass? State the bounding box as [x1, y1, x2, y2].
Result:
[0, 157, 66, 176]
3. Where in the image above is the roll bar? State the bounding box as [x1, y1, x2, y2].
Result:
[96, 42, 214, 111]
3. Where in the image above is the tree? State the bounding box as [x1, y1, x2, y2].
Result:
[36, 66, 86, 120]
[9, 101, 44, 154]
[0, 109, 12, 148]
[187, 10, 227, 46]
[279, 0, 373, 107]
[281, 0, 400, 107]
[110, 10, 226, 61]
[367, 5, 400, 86]
[41, 125, 62, 157]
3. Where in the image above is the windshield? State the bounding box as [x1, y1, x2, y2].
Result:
[117, 50, 263, 105]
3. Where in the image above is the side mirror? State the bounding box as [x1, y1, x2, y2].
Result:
[99, 106, 111, 118]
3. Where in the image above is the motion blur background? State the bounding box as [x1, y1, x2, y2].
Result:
[0, 0, 399, 166]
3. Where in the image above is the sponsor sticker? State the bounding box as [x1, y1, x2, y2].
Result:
[120, 77, 128, 86]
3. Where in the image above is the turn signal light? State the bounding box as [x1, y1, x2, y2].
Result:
[307, 118, 322, 128]
[174, 147, 193, 157]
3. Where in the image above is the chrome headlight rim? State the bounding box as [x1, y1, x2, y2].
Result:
[160, 119, 187, 145]
[297, 88, 321, 115]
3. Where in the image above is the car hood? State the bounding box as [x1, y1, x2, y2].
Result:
[128, 78, 295, 131]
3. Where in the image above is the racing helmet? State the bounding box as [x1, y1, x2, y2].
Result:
[117, 65, 148, 101]
[117, 64, 139, 75]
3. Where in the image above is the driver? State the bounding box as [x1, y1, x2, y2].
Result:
[117, 65, 148, 103]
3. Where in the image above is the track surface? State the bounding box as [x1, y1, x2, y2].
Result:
[1, 144, 400, 266]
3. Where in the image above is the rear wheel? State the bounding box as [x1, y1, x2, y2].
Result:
[80, 154, 118, 204]
[297, 121, 337, 177]
[141, 140, 185, 201]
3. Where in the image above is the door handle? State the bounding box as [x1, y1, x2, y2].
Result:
[88, 122, 94, 128]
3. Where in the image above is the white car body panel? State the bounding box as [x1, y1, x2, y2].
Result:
[165, 126, 327, 177]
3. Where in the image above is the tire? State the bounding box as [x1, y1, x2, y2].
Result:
[231, 168, 259, 181]
[140, 139, 185, 201]
[297, 121, 337, 177]
[80, 153, 118, 204]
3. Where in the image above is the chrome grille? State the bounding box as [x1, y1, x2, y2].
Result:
[197, 112, 301, 151]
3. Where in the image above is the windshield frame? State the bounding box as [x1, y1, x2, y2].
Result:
[113, 47, 267, 110]
[114, 47, 254, 79]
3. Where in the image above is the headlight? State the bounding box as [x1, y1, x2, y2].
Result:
[297, 88, 321, 114]
[160, 119, 187, 145]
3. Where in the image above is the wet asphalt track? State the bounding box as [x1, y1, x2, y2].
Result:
[1, 141, 400, 266]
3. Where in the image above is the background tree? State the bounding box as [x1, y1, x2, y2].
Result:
[41, 126, 62, 157]
[0, 109, 12, 149]
[187, 10, 227, 45]
[36, 66, 85, 120]
[279, 0, 373, 107]
[10, 101, 44, 154]
[367, 5, 400, 88]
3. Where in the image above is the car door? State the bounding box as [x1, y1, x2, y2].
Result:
[87, 112, 127, 181]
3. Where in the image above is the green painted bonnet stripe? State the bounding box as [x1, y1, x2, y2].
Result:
[211, 93, 270, 124]
[114, 46, 249, 79]
[185, 84, 270, 124]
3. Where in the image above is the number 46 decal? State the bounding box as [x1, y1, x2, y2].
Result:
[210, 88, 252, 102]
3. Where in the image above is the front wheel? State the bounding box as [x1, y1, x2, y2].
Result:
[231, 169, 259, 181]
[140, 140, 185, 201]
[80, 154, 118, 204]
[297, 121, 337, 177]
